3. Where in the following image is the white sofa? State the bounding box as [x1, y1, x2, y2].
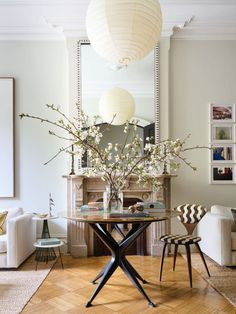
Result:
[198, 204, 236, 266]
[0, 207, 36, 268]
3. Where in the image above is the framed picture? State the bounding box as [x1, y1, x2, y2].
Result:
[211, 124, 234, 143]
[211, 165, 235, 184]
[0, 78, 14, 197]
[210, 104, 235, 122]
[211, 144, 234, 163]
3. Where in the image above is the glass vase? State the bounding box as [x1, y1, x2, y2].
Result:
[103, 186, 123, 213]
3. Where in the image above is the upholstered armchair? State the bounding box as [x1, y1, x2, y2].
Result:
[0, 207, 36, 268]
[198, 205, 236, 266]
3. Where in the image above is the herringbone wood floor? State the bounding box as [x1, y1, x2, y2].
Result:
[22, 254, 236, 314]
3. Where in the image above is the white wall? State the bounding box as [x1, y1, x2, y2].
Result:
[0, 41, 68, 237]
[169, 40, 236, 233]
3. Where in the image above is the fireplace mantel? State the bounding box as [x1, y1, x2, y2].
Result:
[64, 174, 176, 257]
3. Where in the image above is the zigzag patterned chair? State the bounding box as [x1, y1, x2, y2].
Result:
[159, 204, 210, 287]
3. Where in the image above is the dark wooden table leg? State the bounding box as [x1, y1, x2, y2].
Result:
[87, 222, 155, 308]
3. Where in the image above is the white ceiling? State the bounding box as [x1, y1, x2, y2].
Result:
[0, 0, 236, 40]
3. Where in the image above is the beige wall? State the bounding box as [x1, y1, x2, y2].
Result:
[0, 41, 68, 236]
[169, 40, 236, 221]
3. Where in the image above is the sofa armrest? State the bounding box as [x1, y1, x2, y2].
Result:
[198, 212, 232, 266]
[6, 213, 36, 267]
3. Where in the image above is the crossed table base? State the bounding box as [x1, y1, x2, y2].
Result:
[86, 221, 155, 308]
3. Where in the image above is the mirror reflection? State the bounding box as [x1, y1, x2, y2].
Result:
[79, 40, 158, 168]
[80, 42, 155, 127]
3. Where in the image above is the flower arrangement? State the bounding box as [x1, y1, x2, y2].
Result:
[20, 104, 204, 209]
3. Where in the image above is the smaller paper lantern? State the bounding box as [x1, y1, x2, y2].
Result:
[99, 87, 135, 125]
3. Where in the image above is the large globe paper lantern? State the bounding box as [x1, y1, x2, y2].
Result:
[86, 0, 162, 65]
[99, 87, 135, 125]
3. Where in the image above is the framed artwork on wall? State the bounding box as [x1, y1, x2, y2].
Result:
[0, 78, 14, 197]
[209, 103, 236, 184]
[211, 165, 235, 184]
[211, 144, 234, 163]
[211, 124, 234, 143]
[210, 104, 235, 122]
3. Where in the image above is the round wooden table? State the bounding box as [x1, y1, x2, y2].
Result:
[64, 211, 177, 308]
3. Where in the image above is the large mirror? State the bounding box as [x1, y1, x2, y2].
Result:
[77, 39, 160, 157]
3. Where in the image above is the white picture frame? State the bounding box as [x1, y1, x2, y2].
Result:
[0, 78, 14, 197]
[211, 123, 234, 143]
[211, 144, 234, 163]
[210, 103, 235, 123]
[211, 164, 236, 184]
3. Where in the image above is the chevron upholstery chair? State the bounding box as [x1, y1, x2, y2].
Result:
[159, 204, 210, 287]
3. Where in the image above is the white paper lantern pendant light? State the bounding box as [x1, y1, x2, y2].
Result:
[99, 87, 135, 125]
[86, 0, 162, 66]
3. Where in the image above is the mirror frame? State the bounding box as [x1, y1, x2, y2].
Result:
[77, 39, 160, 143]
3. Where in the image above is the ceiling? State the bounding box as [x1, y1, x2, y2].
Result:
[0, 0, 236, 40]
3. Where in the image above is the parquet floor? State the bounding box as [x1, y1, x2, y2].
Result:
[22, 254, 236, 314]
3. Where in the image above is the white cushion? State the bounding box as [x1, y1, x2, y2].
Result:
[211, 205, 236, 232]
[0, 234, 7, 253]
[232, 232, 236, 250]
[0, 207, 23, 233]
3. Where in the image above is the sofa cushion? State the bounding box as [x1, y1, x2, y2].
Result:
[232, 232, 236, 251]
[0, 211, 8, 235]
[0, 207, 23, 233]
[0, 234, 7, 253]
[211, 205, 236, 232]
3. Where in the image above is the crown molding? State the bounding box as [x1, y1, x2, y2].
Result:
[0, 25, 64, 40]
[0, 1, 236, 40]
[160, 0, 236, 5]
[0, 0, 89, 6]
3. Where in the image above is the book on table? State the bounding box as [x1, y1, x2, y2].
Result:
[37, 238, 61, 246]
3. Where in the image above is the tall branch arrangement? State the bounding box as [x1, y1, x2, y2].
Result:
[20, 104, 205, 192]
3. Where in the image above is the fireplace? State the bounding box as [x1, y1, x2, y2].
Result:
[64, 174, 175, 257]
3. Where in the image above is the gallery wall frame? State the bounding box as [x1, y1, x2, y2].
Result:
[0, 78, 15, 197]
[211, 123, 235, 143]
[209, 103, 236, 184]
[211, 164, 236, 184]
[211, 144, 234, 163]
[210, 103, 235, 123]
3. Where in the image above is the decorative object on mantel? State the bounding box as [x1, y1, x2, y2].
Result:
[86, 0, 162, 66]
[69, 144, 75, 175]
[20, 104, 206, 213]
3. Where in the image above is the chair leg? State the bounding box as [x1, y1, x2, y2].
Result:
[185, 244, 193, 288]
[195, 243, 210, 277]
[159, 242, 167, 282]
[173, 244, 178, 271]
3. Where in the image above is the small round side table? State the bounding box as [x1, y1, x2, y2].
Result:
[34, 240, 64, 270]
[32, 215, 63, 269]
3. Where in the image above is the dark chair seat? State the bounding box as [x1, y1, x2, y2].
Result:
[160, 234, 201, 245]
